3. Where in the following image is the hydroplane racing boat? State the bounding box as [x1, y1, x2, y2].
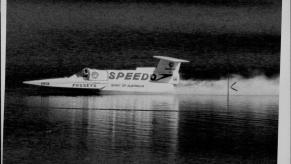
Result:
[23, 56, 189, 94]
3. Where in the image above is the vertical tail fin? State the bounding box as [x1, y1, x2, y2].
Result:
[151, 56, 189, 84]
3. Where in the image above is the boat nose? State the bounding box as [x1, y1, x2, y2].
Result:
[23, 80, 50, 86]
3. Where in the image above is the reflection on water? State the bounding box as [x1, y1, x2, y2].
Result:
[4, 93, 278, 163]
[25, 95, 180, 111]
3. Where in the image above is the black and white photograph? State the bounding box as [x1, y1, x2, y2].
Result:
[1, 0, 289, 163]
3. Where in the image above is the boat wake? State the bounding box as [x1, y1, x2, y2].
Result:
[176, 75, 279, 95]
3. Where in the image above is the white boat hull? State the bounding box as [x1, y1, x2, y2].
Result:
[23, 56, 189, 94]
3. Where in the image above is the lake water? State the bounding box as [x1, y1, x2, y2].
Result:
[4, 89, 278, 164]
